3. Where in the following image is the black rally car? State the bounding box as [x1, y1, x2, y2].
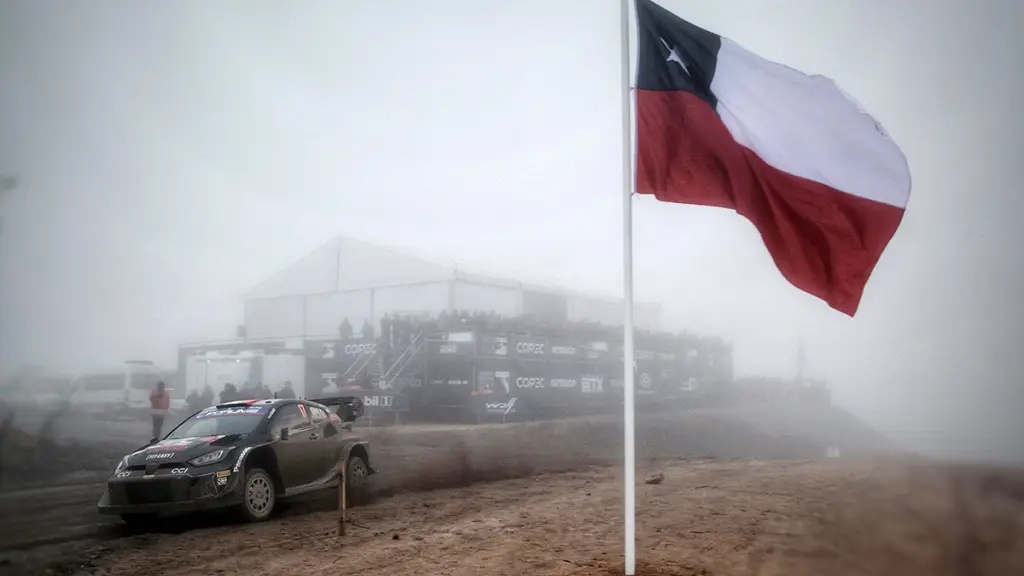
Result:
[97, 396, 374, 526]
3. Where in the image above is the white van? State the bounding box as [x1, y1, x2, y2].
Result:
[73, 361, 176, 415]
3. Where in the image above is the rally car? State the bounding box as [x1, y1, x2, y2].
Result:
[97, 396, 374, 526]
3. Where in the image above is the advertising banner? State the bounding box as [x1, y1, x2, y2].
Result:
[512, 336, 547, 360]
[477, 335, 510, 358]
[426, 339, 475, 358]
[423, 362, 473, 407]
[547, 340, 580, 362]
[360, 393, 410, 412]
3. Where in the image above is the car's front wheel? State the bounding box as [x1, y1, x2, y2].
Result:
[239, 468, 276, 522]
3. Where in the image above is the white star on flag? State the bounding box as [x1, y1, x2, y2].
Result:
[659, 37, 689, 75]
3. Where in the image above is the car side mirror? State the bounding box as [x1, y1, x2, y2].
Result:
[280, 428, 290, 441]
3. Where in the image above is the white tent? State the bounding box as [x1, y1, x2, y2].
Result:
[242, 236, 661, 339]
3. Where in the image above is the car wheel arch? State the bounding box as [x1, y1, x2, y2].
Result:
[244, 446, 284, 494]
[347, 442, 372, 475]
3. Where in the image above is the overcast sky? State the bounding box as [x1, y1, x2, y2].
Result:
[1, 0, 1021, 462]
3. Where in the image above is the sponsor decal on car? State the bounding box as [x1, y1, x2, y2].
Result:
[146, 453, 174, 460]
[143, 436, 225, 454]
[233, 446, 253, 473]
[195, 406, 270, 419]
[216, 470, 231, 478]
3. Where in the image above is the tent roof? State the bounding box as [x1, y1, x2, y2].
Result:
[244, 236, 635, 305]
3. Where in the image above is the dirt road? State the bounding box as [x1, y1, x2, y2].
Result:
[13, 458, 1020, 576]
[0, 408, 857, 551]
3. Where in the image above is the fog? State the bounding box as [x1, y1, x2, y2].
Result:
[1, 0, 1022, 463]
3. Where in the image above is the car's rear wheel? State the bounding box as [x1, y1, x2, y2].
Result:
[239, 468, 276, 522]
[346, 454, 370, 505]
[120, 512, 157, 530]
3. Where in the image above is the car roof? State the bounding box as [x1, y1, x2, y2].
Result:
[211, 398, 293, 410]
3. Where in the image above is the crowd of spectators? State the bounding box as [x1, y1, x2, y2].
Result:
[366, 309, 732, 359]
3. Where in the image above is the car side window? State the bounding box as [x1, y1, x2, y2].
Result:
[310, 406, 327, 425]
[269, 404, 311, 436]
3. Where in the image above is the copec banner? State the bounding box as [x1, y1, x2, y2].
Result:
[422, 331, 715, 418]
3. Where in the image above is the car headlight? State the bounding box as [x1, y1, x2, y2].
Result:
[114, 456, 129, 474]
[188, 449, 229, 467]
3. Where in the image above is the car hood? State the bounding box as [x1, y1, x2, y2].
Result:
[124, 434, 246, 467]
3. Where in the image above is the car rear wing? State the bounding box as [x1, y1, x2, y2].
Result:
[310, 395, 364, 422]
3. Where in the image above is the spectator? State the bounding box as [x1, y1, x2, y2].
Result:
[149, 381, 171, 442]
[339, 317, 353, 340]
[278, 380, 296, 399]
[219, 383, 236, 404]
[200, 385, 214, 408]
[239, 382, 255, 400]
[185, 389, 201, 413]
[360, 319, 374, 340]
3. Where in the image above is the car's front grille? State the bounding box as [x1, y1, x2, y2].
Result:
[123, 481, 177, 504]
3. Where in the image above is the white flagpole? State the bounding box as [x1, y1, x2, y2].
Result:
[618, 0, 637, 575]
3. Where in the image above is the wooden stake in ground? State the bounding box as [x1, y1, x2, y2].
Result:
[338, 461, 347, 537]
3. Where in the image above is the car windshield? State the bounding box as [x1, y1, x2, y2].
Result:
[165, 405, 271, 439]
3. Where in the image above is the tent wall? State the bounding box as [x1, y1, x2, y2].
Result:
[373, 282, 451, 319]
[244, 296, 305, 339]
[245, 281, 452, 339]
[567, 296, 661, 330]
[452, 281, 521, 317]
[303, 290, 373, 337]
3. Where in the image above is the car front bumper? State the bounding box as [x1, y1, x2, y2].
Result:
[97, 466, 243, 516]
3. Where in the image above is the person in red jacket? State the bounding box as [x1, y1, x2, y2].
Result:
[149, 381, 171, 441]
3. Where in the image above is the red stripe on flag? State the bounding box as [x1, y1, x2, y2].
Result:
[635, 89, 905, 316]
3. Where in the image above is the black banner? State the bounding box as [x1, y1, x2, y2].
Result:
[513, 336, 547, 359]
[477, 335, 510, 358]
[423, 362, 473, 407]
[360, 393, 409, 412]
[426, 339, 475, 358]
[548, 361, 579, 392]
[471, 394, 523, 421]
[548, 340, 580, 361]
[476, 368, 513, 396]
[581, 341, 610, 362]
[305, 340, 342, 360]
[339, 340, 378, 356]
[511, 362, 547, 393]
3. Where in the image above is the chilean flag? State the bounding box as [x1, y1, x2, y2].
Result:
[634, 0, 911, 316]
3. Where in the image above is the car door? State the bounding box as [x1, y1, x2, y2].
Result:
[268, 403, 316, 489]
[306, 405, 336, 481]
